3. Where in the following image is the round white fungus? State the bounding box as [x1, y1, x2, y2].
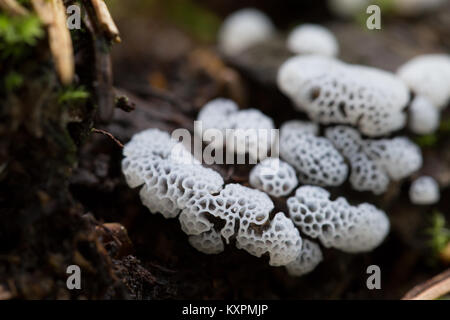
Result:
[408, 95, 440, 134]
[218, 8, 275, 56]
[409, 176, 440, 205]
[397, 54, 450, 110]
[287, 24, 339, 57]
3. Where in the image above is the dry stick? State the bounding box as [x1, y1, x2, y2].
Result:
[82, 15, 113, 123]
[402, 268, 450, 300]
[89, 0, 121, 43]
[31, 0, 74, 85]
[0, 0, 29, 16]
[91, 128, 124, 148]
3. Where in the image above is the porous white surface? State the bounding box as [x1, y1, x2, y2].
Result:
[181, 184, 302, 266]
[364, 137, 423, 181]
[197, 98, 239, 149]
[409, 176, 440, 205]
[278, 55, 409, 136]
[287, 24, 338, 57]
[285, 239, 323, 276]
[218, 8, 275, 56]
[249, 158, 298, 197]
[122, 129, 224, 218]
[397, 54, 450, 110]
[280, 120, 319, 137]
[408, 95, 440, 134]
[189, 229, 225, 254]
[287, 186, 390, 253]
[280, 120, 348, 186]
[326, 126, 422, 194]
[197, 98, 275, 161]
[236, 212, 303, 266]
[180, 184, 273, 241]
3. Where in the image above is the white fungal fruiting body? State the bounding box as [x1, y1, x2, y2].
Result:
[280, 119, 319, 137]
[285, 239, 323, 276]
[180, 183, 273, 241]
[197, 98, 275, 161]
[249, 158, 298, 197]
[287, 186, 390, 253]
[326, 126, 422, 194]
[397, 54, 450, 110]
[189, 229, 225, 254]
[280, 120, 348, 187]
[218, 8, 275, 56]
[287, 24, 339, 57]
[236, 212, 302, 266]
[409, 96, 440, 134]
[180, 184, 302, 266]
[278, 55, 409, 137]
[122, 129, 224, 218]
[409, 176, 440, 205]
[365, 137, 423, 181]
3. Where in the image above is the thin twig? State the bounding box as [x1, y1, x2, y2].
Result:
[88, 0, 121, 43]
[402, 268, 450, 300]
[92, 128, 124, 148]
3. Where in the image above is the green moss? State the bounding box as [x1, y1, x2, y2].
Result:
[0, 13, 44, 59]
[414, 133, 438, 147]
[426, 211, 450, 256]
[439, 118, 450, 133]
[58, 86, 90, 104]
[4, 71, 24, 91]
[164, 0, 220, 42]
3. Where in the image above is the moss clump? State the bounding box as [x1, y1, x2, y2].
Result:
[0, 13, 44, 59]
[58, 86, 90, 103]
[427, 211, 450, 261]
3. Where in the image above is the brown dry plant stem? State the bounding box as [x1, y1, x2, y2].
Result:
[402, 268, 450, 300]
[0, 0, 28, 16]
[88, 0, 121, 43]
[31, 0, 74, 85]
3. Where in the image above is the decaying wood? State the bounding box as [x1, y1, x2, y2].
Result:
[0, 0, 28, 16]
[82, 8, 115, 123]
[89, 0, 121, 43]
[31, 0, 74, 85]
[402, 269, 450, 300]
